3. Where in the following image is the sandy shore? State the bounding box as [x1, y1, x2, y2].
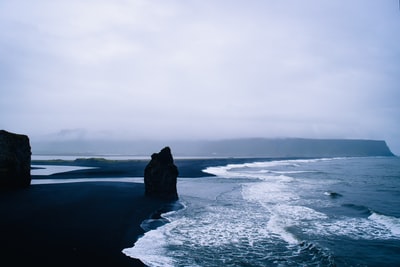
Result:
[0, 182, 168, 267]
[30, 157, 265, 179]
[0, 157, 262, 266]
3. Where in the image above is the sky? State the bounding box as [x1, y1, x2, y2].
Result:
[1, 0, 400, 154]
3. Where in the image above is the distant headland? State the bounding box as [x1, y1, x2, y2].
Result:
[31, 138, 395, 158]
[193, 138, 395, 158]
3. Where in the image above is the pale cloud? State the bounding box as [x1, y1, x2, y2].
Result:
[1, 0, 399, 154]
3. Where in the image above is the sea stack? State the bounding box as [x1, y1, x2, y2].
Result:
[0, 130, 31, 188]
[144, 147, 179, 200]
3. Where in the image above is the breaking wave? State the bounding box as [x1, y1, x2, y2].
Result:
[124, 157, 400, 266]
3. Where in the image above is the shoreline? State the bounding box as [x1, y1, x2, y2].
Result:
[30, 157, 319, 180]
[1, 157, 210, 267]
[4, 156, 395, 266]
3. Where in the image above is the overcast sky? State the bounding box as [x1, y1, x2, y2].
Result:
[1, 0, 399, 154]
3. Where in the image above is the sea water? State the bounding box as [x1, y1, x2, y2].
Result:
[123, 157, 400, 266]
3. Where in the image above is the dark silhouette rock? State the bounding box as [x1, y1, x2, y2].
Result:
[0, 130, 31, 188]
[144, 147, 178, 200]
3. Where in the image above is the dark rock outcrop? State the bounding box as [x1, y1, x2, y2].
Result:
[0, 130, 31, 188]
[144, 147, 178, 200]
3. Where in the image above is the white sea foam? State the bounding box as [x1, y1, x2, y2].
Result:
[206, 159, 333, 247]
[242, 179, 327, 245]
[302, 213, 400, 241]
[124, 178, 287, 266]
[369, 212, 400, 237]
[266, 205, 330, 246]
[203, 161, 291, 178]
[122, 226, 177, 267]
[124, 198, 274, 266]
[203, 158, 336, 180]
[241, 178, 298, 204]
[125, 157, 398, 266]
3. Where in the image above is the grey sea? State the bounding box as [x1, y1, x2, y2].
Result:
[123, 157, 400, 266]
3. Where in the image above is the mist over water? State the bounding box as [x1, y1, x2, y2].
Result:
[123, 157, 400, 266]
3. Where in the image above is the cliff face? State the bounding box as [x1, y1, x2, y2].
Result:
[196, 138, 395, 158]
[0, 130, 31, 188]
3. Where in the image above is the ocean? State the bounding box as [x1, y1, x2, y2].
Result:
[123, 157, 400, 266]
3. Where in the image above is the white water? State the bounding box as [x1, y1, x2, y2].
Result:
[123, 158, 400, 266]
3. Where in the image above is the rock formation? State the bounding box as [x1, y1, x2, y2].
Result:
[144, 147, 178, 200]
[0, 130, 31, 188]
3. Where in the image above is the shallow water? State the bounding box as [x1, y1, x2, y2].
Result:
[31, 165, 96, 176]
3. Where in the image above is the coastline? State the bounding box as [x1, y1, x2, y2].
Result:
[1, 157, 221, 266]
[4, 156, 395, 266]
[30, 157, 306, 179]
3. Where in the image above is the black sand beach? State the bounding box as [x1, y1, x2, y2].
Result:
[0, 157, 263, 266]
[0, 182, 166, 267]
